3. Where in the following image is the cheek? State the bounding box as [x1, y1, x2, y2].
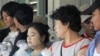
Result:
[55, 25, 63, 32]
[14, 20, 19, 27]
[31, 37, 41, 45]
[94, 18, 100, 26]
[9, 19, 14, 24]
[92, 18, 100, 30]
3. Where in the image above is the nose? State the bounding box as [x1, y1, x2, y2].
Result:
[27, 36, 31, 41]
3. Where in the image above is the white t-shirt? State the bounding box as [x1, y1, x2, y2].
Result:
[50, 38, 90, 56]
[93, 48, 100, 56]
[27, 48, 51, 56]
[2, 31, 19, 45]
[40, 48, 51, 56]
[0, 31, 19, 56]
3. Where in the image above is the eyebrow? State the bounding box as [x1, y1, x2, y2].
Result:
[31, 32, 37, 35]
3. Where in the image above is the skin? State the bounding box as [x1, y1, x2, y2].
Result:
[2, 11, 14, 27]
[2, 11, 17, 31]
[91, 9, 100, 54]
[27, 27, 45, 56]
[14, 17, 28, 32]
[82, 22, 95, 38]
[91, 9, 100, 31]
[54, 20, 68, 38]
[54, 20, 87, 56]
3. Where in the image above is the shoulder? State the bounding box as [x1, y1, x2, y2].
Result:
[49, 40, 63, 52]
[40, 48, 51, 56]
[0, 28, 10, 42]
[79, 38, 91, 50]
[0, 28, 10, 33]
[81, 38, 91, 44]
[52, 40, 63, 46]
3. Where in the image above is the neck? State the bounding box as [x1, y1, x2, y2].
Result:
[9, 25, 17, 32]
[63, 30, 81, 45]
[19, 25, 28, 33]
[34, 44, 45, 51]
[32, 45, 45, 56]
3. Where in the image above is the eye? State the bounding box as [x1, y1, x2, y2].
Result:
[31, 35, 35, 36]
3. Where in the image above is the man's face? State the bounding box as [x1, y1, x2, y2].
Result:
[91, 9, 100, 31]
[82, 22, 95, 36]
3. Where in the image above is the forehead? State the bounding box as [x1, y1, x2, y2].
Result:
[55, 20, 62, 24]
[2, 11, 8, 16]
[28, 27, 38, 33]
[93, 9, 100, 14]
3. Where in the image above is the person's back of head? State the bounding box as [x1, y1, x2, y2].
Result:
[14, 3, 34, 25]
[1, 1, 19, 19]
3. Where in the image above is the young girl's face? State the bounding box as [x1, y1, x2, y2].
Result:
[27, 27, 43, 49]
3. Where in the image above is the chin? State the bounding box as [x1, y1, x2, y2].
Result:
[57, 35, 63, 38]
[94, 28, 100, 31]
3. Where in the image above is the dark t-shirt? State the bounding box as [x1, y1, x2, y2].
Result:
[0, 28, 10, 42]
[9, 30, 27, 56]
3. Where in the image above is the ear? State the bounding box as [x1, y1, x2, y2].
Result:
[65, 22, 69, 28]
[41, 35, 46, 42]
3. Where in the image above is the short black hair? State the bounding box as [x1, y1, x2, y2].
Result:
[1, 1, 19, 19]
[84, 16, 91, 24]
[29, 22, 49, 44]
[50, 5, 81, 32]
[14, 3, 34, 25]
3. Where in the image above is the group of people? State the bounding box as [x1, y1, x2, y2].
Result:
[0, 0, 100, 56]
[0, 1, 50, 56]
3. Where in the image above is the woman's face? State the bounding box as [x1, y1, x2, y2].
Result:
[54, 20, 68, 38]
[2, 11, 14, 27]
[91, 9, 100, 31]
[27, 27, 44, 49]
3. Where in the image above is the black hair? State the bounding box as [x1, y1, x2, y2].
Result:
[1, 1, 19, 19]
[84, 16, 91, 24]
[50, 5, 81, 32]
[91, 1, 100, 13]
[29, 22, 49, 44]
[14, 3, 34, 25]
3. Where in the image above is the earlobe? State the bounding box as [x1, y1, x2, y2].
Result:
[66, 22, 69, 28]
[41, 35, 46, 42]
